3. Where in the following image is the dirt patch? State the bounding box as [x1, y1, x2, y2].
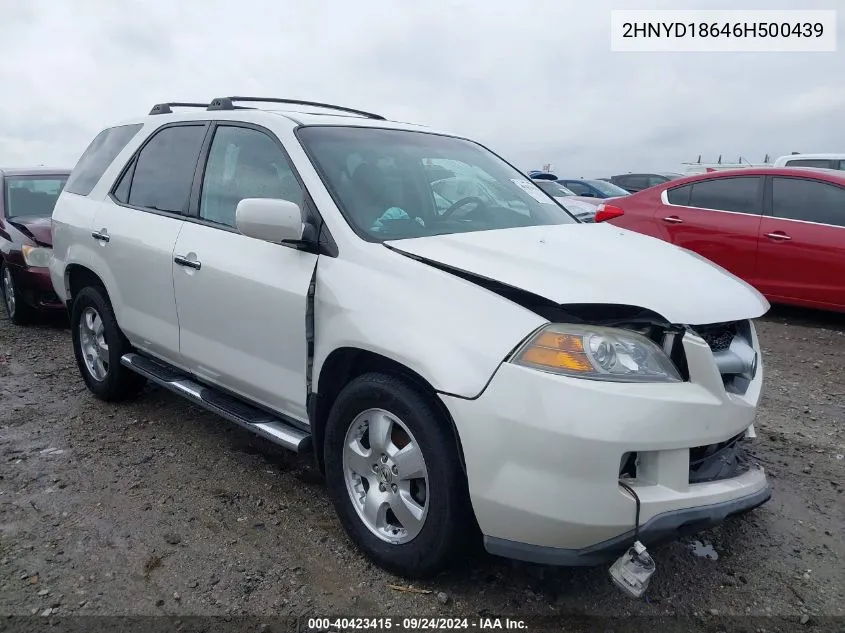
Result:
[1, 306, 843, 621]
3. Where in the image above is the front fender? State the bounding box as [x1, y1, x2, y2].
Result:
[313, 250, 546, 399]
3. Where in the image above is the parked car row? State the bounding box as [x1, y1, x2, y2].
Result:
[594, 167, 845, 313]
[529, 170, 632, 198]
[3, 97, 774, 582]
[526, 163, 843, 313]
[772, 152, 845, 170]
[527, 171, 632, 222]
[601, 172, 684, 193]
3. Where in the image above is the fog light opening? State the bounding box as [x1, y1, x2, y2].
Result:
[619, 451, 638, 479]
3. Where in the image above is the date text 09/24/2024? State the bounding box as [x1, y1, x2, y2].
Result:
[305, 617, 527, 631]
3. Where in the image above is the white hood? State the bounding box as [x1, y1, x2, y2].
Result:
[387, 223, 770, 325]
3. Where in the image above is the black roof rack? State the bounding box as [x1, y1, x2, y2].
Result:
[149, 102, 211, 115]
[206, 96, 385, 120]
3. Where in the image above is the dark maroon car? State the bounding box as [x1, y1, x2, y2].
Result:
[1, 168, 71, 324]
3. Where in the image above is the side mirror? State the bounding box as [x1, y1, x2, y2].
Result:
[235, 198, 304, 243]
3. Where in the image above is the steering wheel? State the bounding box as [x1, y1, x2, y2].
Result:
[438, 196, 487, 220]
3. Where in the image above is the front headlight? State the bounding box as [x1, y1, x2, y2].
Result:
[21, 245, 52, 268]
[511, 323, 682, 383]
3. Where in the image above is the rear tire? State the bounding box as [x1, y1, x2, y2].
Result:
[70, 285, 146, 400]
[1, 262, 34, 325]
[324, 372, 473, 578]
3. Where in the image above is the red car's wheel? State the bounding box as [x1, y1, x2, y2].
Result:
[1, 263, 34, 325]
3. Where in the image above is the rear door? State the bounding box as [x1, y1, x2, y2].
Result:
[756, 176, 845, 308]
[92, 122, 208, 367]
[655, 176, 764, 281]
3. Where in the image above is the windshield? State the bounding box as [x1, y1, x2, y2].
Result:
[535, 180, 576, 197]
[584, 179, 629, 197]
[297, 126, 577, 241]
[4, 175, 68, 219]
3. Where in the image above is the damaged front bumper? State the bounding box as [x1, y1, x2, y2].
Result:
[485, 480, 771, 566]
[438, 321, 771, 566]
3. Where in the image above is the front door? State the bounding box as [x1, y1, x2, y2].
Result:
[172, 123, 318, 421]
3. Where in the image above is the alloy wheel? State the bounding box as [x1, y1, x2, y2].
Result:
[342, 408, 429, 544]
[78, 306, 109, 381]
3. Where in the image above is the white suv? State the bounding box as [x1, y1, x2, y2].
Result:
[50, 97, 772, 578]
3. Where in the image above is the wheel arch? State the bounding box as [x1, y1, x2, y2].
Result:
[65, 263, 108, 306]
[310, 347, 468, 475]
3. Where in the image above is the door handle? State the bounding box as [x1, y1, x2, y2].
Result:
[662, 216, 683, 224]
[174, 255, 201, 270]
[91, 230, 110, 242]
[765, 232, 791, 242]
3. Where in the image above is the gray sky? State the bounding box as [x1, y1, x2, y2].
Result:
[1, 0, 842, 178]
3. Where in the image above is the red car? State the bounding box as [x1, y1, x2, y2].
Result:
[1, 168, 71, 324]
[595, 167, 845, 313]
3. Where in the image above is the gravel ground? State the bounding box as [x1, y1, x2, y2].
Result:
[1, 305, 843, 626]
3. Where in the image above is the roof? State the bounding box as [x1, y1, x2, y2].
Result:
[774, 153, 845, 161]
[609, 172, 682, 178]
[662, 166, 845, 186]
[0, 167, 72, 177]
[111, 97, 459, 138]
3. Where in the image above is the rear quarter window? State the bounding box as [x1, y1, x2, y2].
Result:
[64, 123, 144, 196]
[666, 184, 691, 205]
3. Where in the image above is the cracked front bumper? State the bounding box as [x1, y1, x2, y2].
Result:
[439, 325, 770, 565]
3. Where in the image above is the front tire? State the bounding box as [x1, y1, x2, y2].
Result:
[324, 372, 473, 578]
[1, 263, 34, 325]
[70, 285, 146, 400]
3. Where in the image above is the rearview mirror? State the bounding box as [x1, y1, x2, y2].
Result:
[235, 198, 304, 243]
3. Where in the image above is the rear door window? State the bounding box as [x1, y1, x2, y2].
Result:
[64, 124, 143, 196]
[771, 177, 845, 227]
[688, 177, 762, 214]
[126, 124, 207, 214]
